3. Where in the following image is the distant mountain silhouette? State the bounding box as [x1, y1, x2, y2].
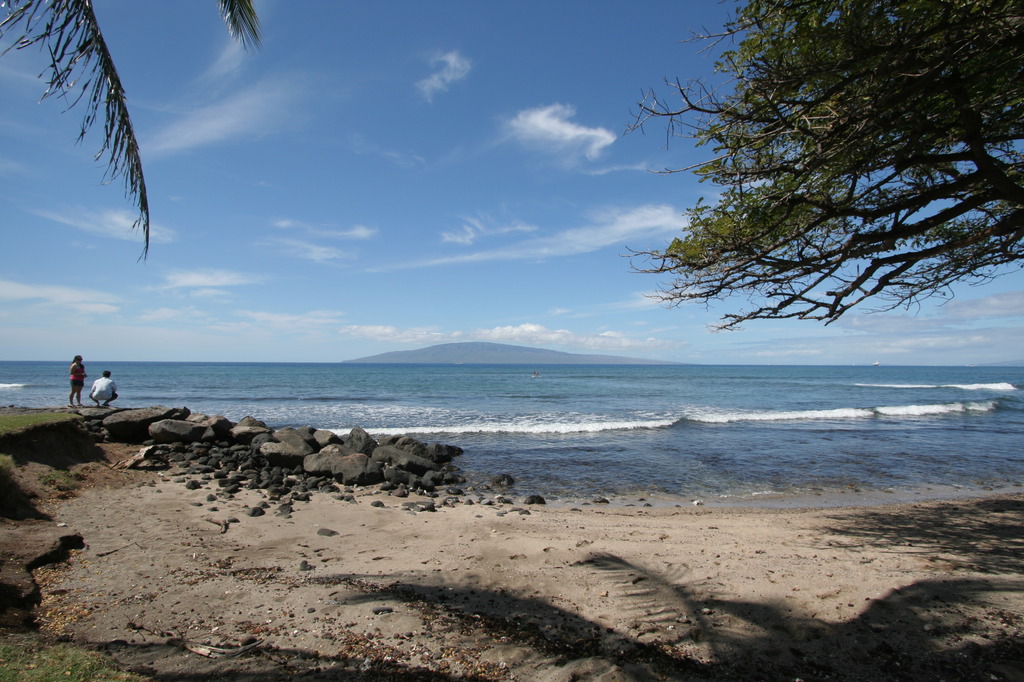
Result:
[343, 342, 682, 365]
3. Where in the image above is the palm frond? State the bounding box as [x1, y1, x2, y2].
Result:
[218, 0, 261, 50]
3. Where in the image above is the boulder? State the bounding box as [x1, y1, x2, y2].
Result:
[371, 444, 437, 476]
[187, 413, 234, 439]
[148, 419, 215, 444]
[102, 406, 190, 443]
[259, 441, 306, 468]
[230, 424, 272, 445]
[345, 426, 378, 455]
[304, 451, 383, 485]
[313, 429, 343, 448]
[237, 415, 269, 428]
[491, 473, 515, 487]
[271, 427, 318, 457]
[425, 442, 462, 463]
[391, 435, 428, 457]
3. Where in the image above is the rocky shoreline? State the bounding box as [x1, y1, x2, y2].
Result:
[70, 404, 541, 509]
[4, 406, 1024, 680]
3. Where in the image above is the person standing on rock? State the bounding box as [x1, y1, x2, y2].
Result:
[68, 355, 87, 407]
[89, 370, 118, 407]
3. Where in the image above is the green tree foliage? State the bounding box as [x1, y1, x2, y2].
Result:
[631, 0, 1024, 328]
[1, 0, 261, 255]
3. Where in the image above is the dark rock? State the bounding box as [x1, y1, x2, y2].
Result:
[259, 442, 306, 469]
[312, 429, 343, 448]
[344, 426, 378, 455]
[491, 473, 515, 487]
[271, 427, 318, 457]
[425, 442, 462, 463]
[188, 414, 234, 440]
[148, 419, 215, 444]
[304, 451, 384, 486]
[237, 416, 269, 428]
[524, 495, 546, 505]
[372, 445, 437, 476]
[230, 424, 273, 445]
[102, 407, 189, 443]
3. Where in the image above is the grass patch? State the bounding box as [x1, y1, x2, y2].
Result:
[0, 639, 148, 681]
[38, 470, 82, 493]
[0, 414, 79, 437]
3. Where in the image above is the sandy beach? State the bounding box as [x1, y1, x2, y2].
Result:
[32, 468, 1024, 680]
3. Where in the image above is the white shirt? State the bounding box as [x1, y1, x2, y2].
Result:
[90, 376, 117, 400]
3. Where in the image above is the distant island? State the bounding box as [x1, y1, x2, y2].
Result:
[343, 342, 683, 365]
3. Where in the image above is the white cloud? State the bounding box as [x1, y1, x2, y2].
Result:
[138, 307, 197, 322]
[0, 278, 120, 314]
[939, 291, 1024, 320]
[338, 321, 679, 354]
[269, 238, 351, 264]
[392, 204, 683, 269]
[472, 323, 679, 353]
[416, 50, 472, 101]
[32, 207, 176, 243]
[238, 309, 348, 332]
[506, 104, 616, 163]
[440, 216, 537, 245]
[145, 79, 297, 155]
[199, 41, 247, 83]
[161, 269, 261, 289]
[273, 219, 377, 240]
[338, 325, 456, 345]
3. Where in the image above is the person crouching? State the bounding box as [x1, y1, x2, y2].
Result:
[90, 371, 118, 407]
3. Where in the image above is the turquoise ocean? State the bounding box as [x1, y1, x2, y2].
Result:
[2, 361, 1022, 506]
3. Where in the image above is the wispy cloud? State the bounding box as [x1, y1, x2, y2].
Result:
[0, 277, 120, 314]
[506, 104, 616, 163]
[348, 133, 426, 168]
[337, 322, 679, 354]
[32, 207, 176, 243]
[939, 291, 1024, 320]
[267, 238, 352, 264]
[472, 323, 679, 353]
[199, 41, 247, 83]
[273, 219, 377, 240]
[416, 50, 472, 102]
[161, 269, 262, 291]
[440, 216, 538, 245]
[0, 155, 26, 176]
[238, 309, 348, 332]
[338, 325, 458, 345]
[390, 204, 682, 269]
[145, 79, 298, 155]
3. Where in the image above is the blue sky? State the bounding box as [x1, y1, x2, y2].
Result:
[1, 0, 1022, 365]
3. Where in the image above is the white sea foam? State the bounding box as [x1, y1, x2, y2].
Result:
[337, 417, 678, 436]
[0, 383, 26, 389]
[874, 401, 995, 417]
[689, 401, 996, 424]
[855, 382, 1016, 391]
[690, 407, 875, 424]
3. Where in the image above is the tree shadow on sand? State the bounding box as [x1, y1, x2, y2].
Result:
[78, 497, 1024, 681]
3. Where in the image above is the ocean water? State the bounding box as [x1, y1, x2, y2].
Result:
[2, 360, 1022, 506]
